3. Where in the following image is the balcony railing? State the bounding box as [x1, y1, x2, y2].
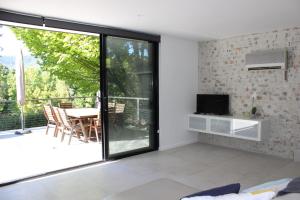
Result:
[0, 96, 150, 132]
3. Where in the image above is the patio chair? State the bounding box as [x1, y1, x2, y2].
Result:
[108, 102, 115, 111]
[109, 103, 125, 125]
[52, 107, 66, 139]
[88, 113, 101, 143]
[115, 103, 125, 113]
[59, 102, 73, 109]
[57, 108, 83, 145]
[43, 105, 59, 136]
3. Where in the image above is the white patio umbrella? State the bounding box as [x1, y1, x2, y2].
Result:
[16, 48, 25, 106]
[15, 48, 30, 134]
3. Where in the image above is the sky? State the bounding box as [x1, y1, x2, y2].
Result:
[0, 25, 31, 57]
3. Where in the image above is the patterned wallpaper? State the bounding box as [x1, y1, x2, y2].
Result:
[198, 27, 300, 159]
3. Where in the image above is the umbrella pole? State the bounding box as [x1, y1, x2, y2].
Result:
[21, 105, 24, 130]
[15, 105, 31, 135]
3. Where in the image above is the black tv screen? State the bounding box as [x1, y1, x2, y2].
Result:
[196, 94, 229, 115]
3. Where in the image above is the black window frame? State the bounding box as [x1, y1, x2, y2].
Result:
[0, 10, 160, 42]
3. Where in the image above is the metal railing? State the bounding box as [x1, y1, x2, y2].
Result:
[0, 97, 95, 131]
[108, 96, 149, 121]
[0, 96, 150, 132]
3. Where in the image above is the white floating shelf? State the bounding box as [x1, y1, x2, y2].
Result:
[188, 114, 269, 141]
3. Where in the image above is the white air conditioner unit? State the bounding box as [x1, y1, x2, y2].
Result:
[245, 48, 287, 71]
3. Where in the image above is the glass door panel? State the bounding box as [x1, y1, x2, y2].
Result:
[105, 36, 156, 157]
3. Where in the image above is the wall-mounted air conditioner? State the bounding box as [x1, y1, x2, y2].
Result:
[245, 48, 287, 71]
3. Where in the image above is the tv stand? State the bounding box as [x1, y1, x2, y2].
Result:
[194, 112, 232, 116]
[188, 114, 269, 141]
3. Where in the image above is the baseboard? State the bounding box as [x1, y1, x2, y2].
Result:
[159, 138, 199, 151]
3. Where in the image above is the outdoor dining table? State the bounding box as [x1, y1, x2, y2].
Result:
[65, 108, 99, 142]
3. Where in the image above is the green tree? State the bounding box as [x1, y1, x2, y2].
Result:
[0, 64, 9, 112]
[24, 67, 71, 113]
[106, 37, 151, 97]
[12, 27, 100, 97]
[11, 27, 151, 98]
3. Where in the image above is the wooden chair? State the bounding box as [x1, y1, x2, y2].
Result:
[52, 107, 66, 138]
[88, 102, 115, 142]
[43, 105, 59, 136]
[108, 102, 115, 111]
[59, 102, 73, 109]
[57, 108, 83, 145]
[58, 102, 80, 125]
[115, 103, 125, 113]
[89, 113, 101, 143]
[110, 103, 125, 125]
[107, 102, 116, 126]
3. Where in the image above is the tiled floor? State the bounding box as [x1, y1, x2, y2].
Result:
[0, 142, 300, 200]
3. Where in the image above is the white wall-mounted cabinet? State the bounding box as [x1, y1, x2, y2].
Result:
[188, 114, 269, 141]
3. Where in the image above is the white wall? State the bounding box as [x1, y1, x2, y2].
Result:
[159, 35, 199, 150]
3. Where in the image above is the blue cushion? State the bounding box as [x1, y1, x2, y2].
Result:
[278, 177, 300, 196]
[182, 183, 240, 199]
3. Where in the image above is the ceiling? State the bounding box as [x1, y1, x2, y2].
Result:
[1, 0, 300, 41]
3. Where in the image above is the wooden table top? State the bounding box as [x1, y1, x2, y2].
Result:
[66, 108, 99, 118]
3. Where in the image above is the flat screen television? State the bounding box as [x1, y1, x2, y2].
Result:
[196, 94, 229, 115]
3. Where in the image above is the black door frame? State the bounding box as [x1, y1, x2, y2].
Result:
[0, 10, 160, 42]
[0, 9, 160, 161]
[100, 35, 160, 160]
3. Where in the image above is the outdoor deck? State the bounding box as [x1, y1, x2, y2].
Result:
[0, 124, 150, 184]
[0, 126, 103, 184]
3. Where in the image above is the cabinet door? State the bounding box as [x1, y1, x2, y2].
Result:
[189, 116, 207, 131]
[210, 118, 231, 135]
[232, 119, 259, 140]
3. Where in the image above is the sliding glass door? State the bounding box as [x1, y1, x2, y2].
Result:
[0, 10, 160, 167]
[103, 36, 158, 159]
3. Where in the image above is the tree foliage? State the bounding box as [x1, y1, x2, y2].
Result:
[0, 64, 10, 112]
[12, 27, 152, 98]
[106, 36, 151, 97]
[12, 27, 100, 97]
[24, 67, 71, 113]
